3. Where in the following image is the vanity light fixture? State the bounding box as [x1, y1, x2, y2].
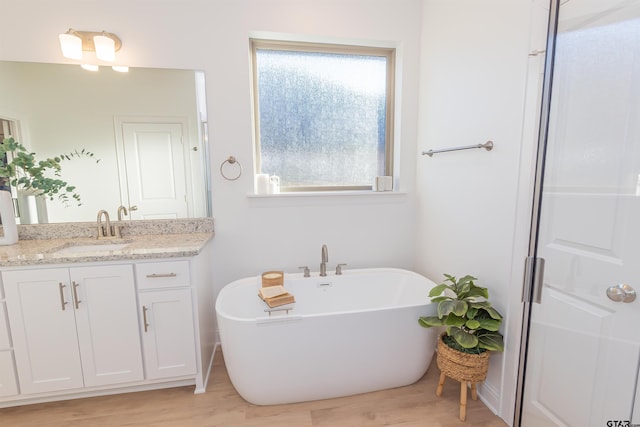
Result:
[58, 28, 122, 63]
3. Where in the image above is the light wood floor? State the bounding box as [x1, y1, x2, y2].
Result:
[0, 349, 508, 426]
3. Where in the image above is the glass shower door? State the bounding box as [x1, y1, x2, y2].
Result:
[519, 0, 640, 425]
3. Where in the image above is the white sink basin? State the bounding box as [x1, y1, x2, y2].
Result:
[52, 242, 130, 256]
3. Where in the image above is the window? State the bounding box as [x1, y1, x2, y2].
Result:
[250, 39, 395, 192]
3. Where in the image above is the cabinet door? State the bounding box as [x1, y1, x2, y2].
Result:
[0, 351, 18, 396]
[0, 302, 17, 397]
[139, 289, 197, 379]
[3, 269, 84, 394]
[0, 301, 11, 349]
[71, 265, 144, 387]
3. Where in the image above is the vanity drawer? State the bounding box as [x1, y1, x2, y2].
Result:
[0, 302, 10, 350]
[136, 261, 190, 290]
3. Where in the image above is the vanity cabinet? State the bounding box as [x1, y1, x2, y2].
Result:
[2, 265, 143, 394]
[0, 230, 216, 408]
[136, 261, 197, 380]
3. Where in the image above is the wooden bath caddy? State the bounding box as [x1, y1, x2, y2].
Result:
[259, 292, 295, 308]
[258, 283, 295, 308]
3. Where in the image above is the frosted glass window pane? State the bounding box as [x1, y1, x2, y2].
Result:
[254, 47, 390, 190]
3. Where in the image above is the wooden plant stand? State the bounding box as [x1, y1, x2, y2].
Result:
[435, 334, 490, 422]
[436, 372, 479, 421]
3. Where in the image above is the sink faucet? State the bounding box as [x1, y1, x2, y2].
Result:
[114, 205, 128, 238]
[97, 210, 112, 238]
[320, 244, 328, 277]
[117, 205, 128, 221]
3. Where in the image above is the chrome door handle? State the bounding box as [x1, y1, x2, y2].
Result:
[59, 283, 68, 311]
[142, 306, 150, 332]
[146, 273, 177, 278]
[72, 281, 82, 309]
[606, 284, 636, 303]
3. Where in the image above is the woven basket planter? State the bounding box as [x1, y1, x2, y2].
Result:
[436, 333, 490, 383]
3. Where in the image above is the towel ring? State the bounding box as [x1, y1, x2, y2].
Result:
[220, 156, 242, 181]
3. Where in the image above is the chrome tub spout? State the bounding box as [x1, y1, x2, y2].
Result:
[320, 244, 328, 277]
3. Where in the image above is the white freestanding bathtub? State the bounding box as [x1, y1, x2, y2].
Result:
[215, 268, 438, 405]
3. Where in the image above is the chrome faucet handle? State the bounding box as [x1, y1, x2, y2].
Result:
[335, 264, 347, 275]
[298, 266, 310, 278]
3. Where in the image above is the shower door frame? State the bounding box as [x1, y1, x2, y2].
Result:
[513, 0, 559, 424]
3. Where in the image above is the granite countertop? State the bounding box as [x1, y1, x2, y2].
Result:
[0, 218, 214, 267]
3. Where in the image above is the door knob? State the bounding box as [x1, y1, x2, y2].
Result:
[606, 284, 636, 303]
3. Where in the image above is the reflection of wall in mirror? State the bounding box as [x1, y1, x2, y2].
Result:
[0, 61, 207, 223]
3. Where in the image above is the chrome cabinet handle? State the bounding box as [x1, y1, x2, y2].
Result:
[146, 273, 177, 278]
[606, 284, 636, 303]
[59, 283, 68, 311]
[72, 281, 82, 309]
[142, 306, 150, 332]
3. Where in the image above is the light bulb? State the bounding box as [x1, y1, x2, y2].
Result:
[94, 34, 116, 61]
[59, 32, 83, 60]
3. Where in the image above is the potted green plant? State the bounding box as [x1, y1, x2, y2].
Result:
[419, 274, 504, 421]
[0, 137, 99, 206]
[419, 273, 504, 354]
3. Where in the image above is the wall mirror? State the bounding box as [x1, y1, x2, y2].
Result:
[0, 61, 210, 224]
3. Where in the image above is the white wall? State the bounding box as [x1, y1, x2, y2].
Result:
[416, 0, 549, 424]
[198, 0, 424, 292]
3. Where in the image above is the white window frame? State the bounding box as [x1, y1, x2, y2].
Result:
[250, 38, 396, 192]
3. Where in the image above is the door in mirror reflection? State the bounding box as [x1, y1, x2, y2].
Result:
[119, 121, 189, 220]
[519, 0, 640, 425]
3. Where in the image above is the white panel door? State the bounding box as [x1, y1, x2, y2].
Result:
[71, 265, 144, 387]
[520, 1, 640, 425]
[138, 289, 197, 379]
[122, 122, 189, 220]
[2, 269, 84, 394]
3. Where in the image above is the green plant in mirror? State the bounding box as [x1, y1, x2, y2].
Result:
[419, 274, 504, 354]
[0, 137, 99, 206]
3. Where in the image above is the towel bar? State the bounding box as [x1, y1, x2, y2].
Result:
[422, 141, 494, 157]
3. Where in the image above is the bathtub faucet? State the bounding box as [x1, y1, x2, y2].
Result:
[320, 244, 328, 277]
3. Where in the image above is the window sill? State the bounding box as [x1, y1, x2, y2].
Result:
[247, 190, 407, 199]
[246, 190, 409, 208]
